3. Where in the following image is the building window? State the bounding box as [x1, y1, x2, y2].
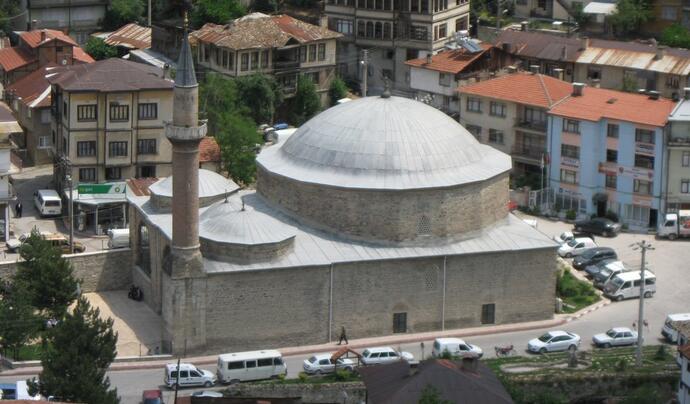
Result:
[79, 167, 96, 182]
[606, 174, 617, 189]
[489, 101, 506, 117]
[317, 43, 326, 61]
[488, 129, 504, 144]
[241, 53, 249, 71]
[606, 149, 618, 163]
[563, 119, 580, 134]
[466, 97, 481, 112]
[455, 17, 467, 32]
[393, 312, 407, 333]
[77, 105, 97, 121]
[227, 51, 235, 70]
[109, 103, 129, 122]
[375, 22, 382, 38]
[137, 139, 157, 155]
[383, 22, 391, 38]
[438, 73, 451, 87]
[77, 141, 96, 157]
[434, 23, 447, 40]
[38, 136, 50, 149]
[138, 103, 157, 120]
[139, 165, 156, 178]
[105, 167, 122, 181]
[251, 51, 259, 69]
[561, 144, 580, 159]
[607, 124, 619, 138]
[63, 101, 67, 118]
[336, 19, 353, 35]
[465, 124, 481, 140]
[683, 151, 690, 167]
[215, 46, 222, 66]
[357, 21, 365, 37]
[662, 6, 677, 20]
[635, 154, 655, 169]
[481, 303, 495, 324]
[682, 180, 690, 193]
[666, 75, 680, 89]
[109, 141, 128, 157]
[587, 67, 601, 80]
[635, 128, 655, 144]
[560, 169, 577, 184]
[410, 25, 428, 40]
[309, 44, 317, 61]
[633, 179, 653, 195]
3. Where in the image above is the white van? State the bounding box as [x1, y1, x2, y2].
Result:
[603, 270, 656, 301]
[661, 313, 690, 343]
[107, 228, 130, 249]
[163, 363, 216, 388]
[33, 189, 62, 217]
[217, 350, 287, 384]
[431, 338, 483, 358]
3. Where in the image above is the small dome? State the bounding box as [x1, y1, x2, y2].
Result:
[199, 201, 295, 245]
[149, 169, 239, 198]
[257, 96, 511, 190]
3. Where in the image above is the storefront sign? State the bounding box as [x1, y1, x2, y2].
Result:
[558, 187, 582, 197]
[616, 166, 654, 180]
[632, 196, 653, 207]
[561, 157, 580, 168]
[78, 182, 126, 195]
[635, 142, 655, 155]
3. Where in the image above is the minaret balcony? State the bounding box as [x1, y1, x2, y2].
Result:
[165, 121, 208, 142]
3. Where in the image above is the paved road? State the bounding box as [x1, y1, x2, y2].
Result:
[2, 215, 688, 403]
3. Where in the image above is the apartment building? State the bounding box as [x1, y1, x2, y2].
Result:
[645, 0, 689, 35]
[324, 0, 470, 95]
[547, 84, 676, 230]
[458, 71, 572, 175]
[190, 13, 341, 106]
[21, 0, 108, 44]
[665, 90, 690, 212]
[0, 102, 20, 241]
[48, 58, 174, 190]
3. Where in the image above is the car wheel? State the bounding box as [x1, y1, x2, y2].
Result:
[603, 343, 611, 349]
[539, 347, 547, 354]
[669, 233, 678, 240]
[603, 230, 610, 237]
[204, 381, 212, 387]
[615, 295, 623, 302]
[315, 369, 322, 375]
[644, 291, 653, 298]
[230, 379, 240, 385]
[566, 253, 573, 258]
[568, 344, 577, 352]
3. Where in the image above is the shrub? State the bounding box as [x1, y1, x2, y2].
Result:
[335, 369, 353, 381]
[615, 358, 628, 372]
[298, 372, 308, 382]
[565, 209, 576, 220]
[654, 345, 668, 361]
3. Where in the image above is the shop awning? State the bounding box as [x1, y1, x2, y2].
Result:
[63, 188, 127, 206]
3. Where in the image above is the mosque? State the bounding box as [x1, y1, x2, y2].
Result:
[126, 26, 559, 354]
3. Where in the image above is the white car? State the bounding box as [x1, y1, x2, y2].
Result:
[192, 391, 223, 397]
[361, 347, 417, 365]
[527, 331, 581, 353]
[302, 353, 356, 374]
[554, 231, 575, 244]
[557, 237, 597, 258]
[592, 327, 638, 348]
[431, 338, 483, 358]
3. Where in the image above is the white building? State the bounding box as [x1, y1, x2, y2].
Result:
[0, 102, 21, 241]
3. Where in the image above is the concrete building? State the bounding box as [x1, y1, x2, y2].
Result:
[127, 26, 558, 355]
[190, 13, 341, 106]
[513, 0, 576, 20]
[22, 0, 108, 44]
[0, 102, 20, 241]
[459, 71, 572, 176]
[324, 0, 470, 95]
[679, 342, 690, 404]
[547, 84, 676, 229]
[664, 89, 690, 212]
[645, 0, 689, 35]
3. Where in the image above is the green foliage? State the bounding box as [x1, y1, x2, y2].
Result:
[84, 37, 118, 61]
[556, 269, 600, 312]
[328, 77, 349, 106]
[418, 385, 453, 404]
[253, 0, 279, 12]
[609, 0, 652, 36]
[0, 285, 42, 360]
[216, 113, 262, 185]
[661, 24, 690, 48]
[334, 369, 356, 381]
[30, 297, 119, 404]
[621, 383, 660, 403]
[103, 0, 145, 30]
[622, 75, 639, 93]
[0, 0, 21, 33]
[565, 209, 577, 221]
[438, 349, 454, 360]
[289, 75, 321, 126]
[654, 345, 668, 361]
[200, 72, 244, 133]
[615, 357, 628, 372]
[16, 230, 79, 319]
[298, 372, 308, 382]
[235, 74, 282, 124]
[191, 0, 246, 28]
[571, 2, 591, 27]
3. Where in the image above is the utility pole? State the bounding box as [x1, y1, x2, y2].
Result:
[173, 357, 181, 404]
[361, 49, 368, 97]
[68, 175, 74, 254]
[632, 240, 654, 367]
[496, 0, 501, 34]
[148, 0, 152, 27]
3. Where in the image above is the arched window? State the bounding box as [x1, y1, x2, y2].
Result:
[358, 20, 366, 37]
[366, 21, 374, 38]
[383, 22, 391, 39]
[137, 223, 151, 275]
[375, 22, 383, 38]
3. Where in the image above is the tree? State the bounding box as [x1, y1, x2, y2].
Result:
[289, 75, 321, 126]
[609, 0, 651, 36]
[418, 385, 453, 404]
[253, 0, 279, 13]
[215, 113, 262, 185]
[191, 0, 246, 28]
[235, 74, 282, 124]
[15, 230, 79, 320]
[103, 0, 145, 30]
[30, 297, 119, 404]
[328, 77, 349, 106]
[199, 73, 244, 133]
[571, 2, 591, 28]
[661, 24, 690, 48]
[0, 284, 42, 360]
[0, 0, 21, 33]
[84, 37, 118, 61]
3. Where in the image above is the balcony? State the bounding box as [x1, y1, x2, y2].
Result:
[273, 60, 300, 73]
[511, 144, 545, 164]
[30, 0, 108, 7]
[668, 135, 690, 147]
[514, 118, 547, 132]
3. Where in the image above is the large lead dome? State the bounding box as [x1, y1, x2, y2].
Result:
[256, 96, 512, 243]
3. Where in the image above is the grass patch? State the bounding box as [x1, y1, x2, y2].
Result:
[255, 370, 361, 385]
[557, 268, 600, 313]
[3, 344, 43, 361]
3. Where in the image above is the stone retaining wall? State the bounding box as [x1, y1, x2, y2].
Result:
[226, 382, 366, 404]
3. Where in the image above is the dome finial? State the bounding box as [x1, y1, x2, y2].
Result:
[381, 77, 391, 99]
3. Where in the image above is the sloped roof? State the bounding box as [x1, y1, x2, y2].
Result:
[72, 46, 95, 64]
[579, 38, 690, 75]
[149, 169, 239, 199]
[20, 29, 78, 48]
[48, 58, 173, 92]
[0, 47, 35, 72]
[360, 359, 513, 404]
[199, 136, 221, 163]
[190, 13, 341, 50]
[405, 44, 492, 74]
[459, 72, 573, 109]
[104, 23, 151, 49]
[6, 64, 66, 108]
[494, 30, 583, 63]
[549, 86, 676, 127]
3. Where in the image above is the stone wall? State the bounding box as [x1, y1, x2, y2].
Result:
[226, 382, 366, 404]
[0, 249, 132, 293]
[257, 167, 510, 243]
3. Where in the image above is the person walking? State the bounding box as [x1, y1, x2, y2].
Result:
[337, 326, 348, 345]
[15, 201, 22, 218]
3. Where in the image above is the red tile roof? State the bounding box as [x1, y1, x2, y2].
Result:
[20, 29, 77, 48]
[199, 136, 221, 163]
[405, 44, 492, 74]
[73, 46, 95, 64]
[127, 177, 159, 196]
[0, 47, 36, 72]
[459, 72, 573, 108]
[549, 86, 676, 127]
[49, 58, 172, 92]
[7, 64, 66, 108]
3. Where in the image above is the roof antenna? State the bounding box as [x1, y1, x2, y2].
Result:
[381, 77, 391, 99]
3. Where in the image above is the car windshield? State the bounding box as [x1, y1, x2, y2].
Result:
[362, 350, 370, 357]
[599, 268, 612, 277]
[606, 329, 617, 338]
[567, 239, 579, 247]
[308, 356, 317, 363]
[538, 333, 552, 342]
[612, 277, 625, 287]
[144, 399, 162, 404]
[581, 249, 597, 259]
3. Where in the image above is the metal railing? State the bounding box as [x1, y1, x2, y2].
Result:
[514, 118, 547, 132]
[511, 144, 545, 161]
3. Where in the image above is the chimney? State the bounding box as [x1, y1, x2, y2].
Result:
[426, 53, 432, 64]
[530, 65, 539, 74]
[572, 82, 585, 96]
[521, 21, 528, 31]
[319, 15, 328, 28]
[553, 68, 564, 80]
[502, 42, 512, 53]
[30, 19, 37, 30]
[655, 45, 666, 61]
[561, 46, 567, 61]
[591, 78, 600, 88]
[461, 357, 479, 373]
[648, 90, 660, 100]
[684, 87, 690, 100]
[163, 63, 170, 79]
[40, 30, 46, 42]
[507, 65, 517, 73]
[580, 36, 589, 51]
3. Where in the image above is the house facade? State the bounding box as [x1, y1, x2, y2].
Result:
[22, 0, 108, 44]
[665, 91, 690, 213]
[547, 84, 675, 229]
[324, 0, 470, 95]
[0, 102, 20, 241]
[191, 13, 341, 107]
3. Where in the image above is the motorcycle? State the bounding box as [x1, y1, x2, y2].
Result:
[128, 285, 143, 301]
[494, 344, 515, 357]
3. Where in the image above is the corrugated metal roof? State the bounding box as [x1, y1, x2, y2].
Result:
[405, 44, 492, 74]
[494, 30, 583, 63]
[104, 23, 151, 49]
[579, 39, 690, 75]
[48, 58, 173, 92]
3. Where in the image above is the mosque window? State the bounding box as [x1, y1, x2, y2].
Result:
[481, 303, 495, 324]
[393, 312, 407, 333]
[417, 215, 432, 235]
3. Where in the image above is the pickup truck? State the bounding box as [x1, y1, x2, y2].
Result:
[657, 210, 690, 240]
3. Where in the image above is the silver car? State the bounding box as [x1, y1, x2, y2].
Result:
[592, 327, 638, 348]
[303, 354, 356, 374]
[527, 331, 581, 353]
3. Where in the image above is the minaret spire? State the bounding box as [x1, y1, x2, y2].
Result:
[176, 11, 197, 88]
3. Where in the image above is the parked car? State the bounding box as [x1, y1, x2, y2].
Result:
[592, 327, 638, 348]
[361, 347, 416, 365]
[557, 237, 597, 258]
[191, 391, 223, 398]
[431, 338, 483, 358]
[592, 261, 628, 288]
[584, 258, 618, 278]
[572, 247, 617, 270]
[9, 231, 86, 254]
[303, 353, 356, 374]
[553, 231, 593, 244]
[163, 363, 216, 388]
[527, 331, 581, 354]
[574, 217, 621, 237]
[142, 389, 164, 404]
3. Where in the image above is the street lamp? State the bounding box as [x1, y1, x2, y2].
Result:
[65, 174, 74, 254]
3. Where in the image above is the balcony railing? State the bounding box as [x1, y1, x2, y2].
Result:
[514, 118, 547, 132]
[273, 60, 300, 72]
[511, 144, 545, 161]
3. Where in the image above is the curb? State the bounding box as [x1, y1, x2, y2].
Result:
[565, 298, 611, 322]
